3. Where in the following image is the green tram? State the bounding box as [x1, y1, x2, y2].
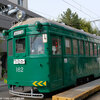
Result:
[3, 18, 100, 98]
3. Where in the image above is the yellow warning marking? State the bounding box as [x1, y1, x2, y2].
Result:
[4, 79, 7, 84]
[38, 81, 43, 86]
[43, 81, 46, 86]
[32, 81, 47, 86]
[32, 81, 38, 86]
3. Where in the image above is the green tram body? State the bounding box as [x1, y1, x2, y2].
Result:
[4, 18, 100, 94]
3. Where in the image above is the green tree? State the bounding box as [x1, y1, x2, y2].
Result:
[60, 8, 81, 29]
[80, 19, 99, 35]
[80, 19, 92, 33]
[58, 8, 99, 35]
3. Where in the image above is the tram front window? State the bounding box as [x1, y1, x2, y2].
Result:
[30, 35, 44, 55]
[16, 38, 25, 53]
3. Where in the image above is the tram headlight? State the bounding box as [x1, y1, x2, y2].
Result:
[16, 10, 26, 21]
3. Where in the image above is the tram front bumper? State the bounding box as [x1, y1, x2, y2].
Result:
[9, 86, 44, 98]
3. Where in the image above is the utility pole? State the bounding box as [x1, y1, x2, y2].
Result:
[90, 19, 100, 22]
[90, 19, 100, 31]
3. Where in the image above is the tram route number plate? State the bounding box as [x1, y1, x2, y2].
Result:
[16, 67, 24, 72]
[14, 59, 25, 64]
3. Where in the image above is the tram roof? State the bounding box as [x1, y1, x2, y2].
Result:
[11, 18, 100, 39]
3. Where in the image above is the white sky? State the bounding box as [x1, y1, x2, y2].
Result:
[28, 0, 100, 29]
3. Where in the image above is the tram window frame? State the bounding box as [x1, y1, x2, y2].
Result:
[30, 35, 45, 55]
[65, 38, 72, 55]
[8, 40, 13, 56]
[52, 37, 62, 55]
[85, 41, 89, 56]
[16, 38, 25, 53]
[90, 43, 93, 56]
[73, 39, 78, 55]
[79, 40, 84, 55]
[94, 43, 97, 56]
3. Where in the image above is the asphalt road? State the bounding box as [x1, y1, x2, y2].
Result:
[0, 86, 100, 100]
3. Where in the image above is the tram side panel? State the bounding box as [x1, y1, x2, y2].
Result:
[49, 25, 100, 92]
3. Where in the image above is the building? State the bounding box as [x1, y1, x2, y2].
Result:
[0, 0, 42, 30]
[0, 0, 42, 78]
[8, 0, 28, 9]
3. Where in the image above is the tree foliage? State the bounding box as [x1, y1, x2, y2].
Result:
[58, 8, 99, 35]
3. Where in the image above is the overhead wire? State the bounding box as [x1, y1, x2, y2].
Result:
[72, 0, 100, 18]
[29, 1, 100, 29]
[71, 0, 100, 29]
[62, 0, 95, 19]
[62, 0, 100, 29]
[29, 8, 56, 19]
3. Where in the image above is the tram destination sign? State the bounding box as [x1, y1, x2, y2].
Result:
[14, 59, 25, 64]
[14, 30, 24, 36]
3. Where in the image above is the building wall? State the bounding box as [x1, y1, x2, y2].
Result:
[23, 0, 28, 9]
[7, 0, 28, 9]
[7, 0, 17, 5]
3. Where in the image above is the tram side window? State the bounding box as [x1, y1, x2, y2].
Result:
[73, 39, 78, 55]
[79, 40, 84, 55]
[8, 40, 13, 56]
[65, 38, 71, 54]
[94, 43, 97, 56]
[98, 44, 100, 56]
[90, 43, 93, 56]
[85, 42, 89, 56]
[30, 36, 44, 54]
[52, 37, 61, 55]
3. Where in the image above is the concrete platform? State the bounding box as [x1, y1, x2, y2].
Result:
[52, 79, 100, 100]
